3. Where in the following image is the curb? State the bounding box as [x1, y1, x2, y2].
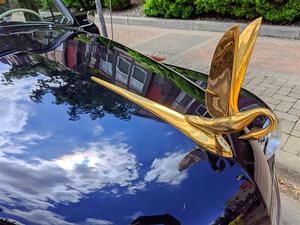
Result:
[103, 15, 300, 40]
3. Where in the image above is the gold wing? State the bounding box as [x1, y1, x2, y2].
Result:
[206, 25, 239, 117]
[206, 18, 262, 117]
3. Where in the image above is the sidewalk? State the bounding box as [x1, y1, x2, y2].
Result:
[103, 15, 300, 40]
[104, 23, 300, 183]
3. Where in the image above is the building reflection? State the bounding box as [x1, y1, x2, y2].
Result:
[40, 35, 209, 119]
[131, 214, 181, 225]
[0, 29, 209, 120]
[210, 179, 269, 225]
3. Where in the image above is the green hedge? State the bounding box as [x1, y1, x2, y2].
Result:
[144, 0, 300, 22]
[144, 0, 195, 19]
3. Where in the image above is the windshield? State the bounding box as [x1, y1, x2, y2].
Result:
[0, 0, 72, 25]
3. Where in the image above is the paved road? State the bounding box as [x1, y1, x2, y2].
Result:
[100, 23, 300, 224]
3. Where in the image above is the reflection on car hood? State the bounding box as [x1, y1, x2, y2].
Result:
[0, 27, 269, 225]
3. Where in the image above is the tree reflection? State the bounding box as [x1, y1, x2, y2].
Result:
[1, 54, 136, 121]
[0, 219, 18, 225]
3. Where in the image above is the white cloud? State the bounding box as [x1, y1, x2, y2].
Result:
[54, 141, 140, 192]
[145, 152, 188, 186]
[3, 208, 73, 225]
[0, 79, 32, 135]
[0, 140, 142, 224]
[0, 75, 51, 155]
[0, 140, 141, 209]
[93, 125, 104, 135]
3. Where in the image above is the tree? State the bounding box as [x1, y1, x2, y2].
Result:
[2, 54, 136, 121]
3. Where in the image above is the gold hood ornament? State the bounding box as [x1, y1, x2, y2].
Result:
[91, 18, 278, 158]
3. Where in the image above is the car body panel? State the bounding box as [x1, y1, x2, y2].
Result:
[0, 26, 278, 225]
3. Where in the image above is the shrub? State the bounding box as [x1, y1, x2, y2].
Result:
[255, 0, 300, 22]
[144, 0, 195, 19]
[169, 0, 195, 19]
[144, 0, 300, 22]
[144, 0, 171, 18]
[195, 0, 258, 19]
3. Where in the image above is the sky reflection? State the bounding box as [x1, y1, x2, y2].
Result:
[0, 52, 245, 225]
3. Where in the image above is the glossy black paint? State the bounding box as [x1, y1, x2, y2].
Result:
[0, 26, 279, 225]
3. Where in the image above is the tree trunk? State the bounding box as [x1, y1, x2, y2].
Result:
[95, 0, 108, 38]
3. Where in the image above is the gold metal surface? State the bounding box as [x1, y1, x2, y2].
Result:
[91, 76, 233, 158]
[206, 26, 239, 117]
[206, 18, 262, 116]
[91, 18, 278, 158]
[185, 107, 277, 140]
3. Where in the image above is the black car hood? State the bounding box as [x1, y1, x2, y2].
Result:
[0, 26, 271, 225]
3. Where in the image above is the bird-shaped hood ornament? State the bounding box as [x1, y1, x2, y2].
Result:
[92, 18, 278, 158]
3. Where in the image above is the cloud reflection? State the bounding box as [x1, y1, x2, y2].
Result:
[0, 69, 189, 224]
[0, 75, 51, 155]
[0, 130, 141, 225]
[0, 141, 140, 210]
[3, 209, 73, 225]
[145, 152, 188, 186]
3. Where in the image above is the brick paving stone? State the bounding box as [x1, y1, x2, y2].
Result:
[280, 133, 289, 149]
[274, 111, 299, 122]
[263, 77, 277, 84]
[288, 92, 300, 99]
[261, 88, 278, 97]
[134, 33, 210, 58]
[249, 78, 263, 85]
[294, 99, 300, 110]
[275, 102, 293, 113]
[291, 129, 300, 138]
[288, 108, 300, 117]
[251, 89, 266, 96]
[277, 87, 292, 96]
[259, 82, 281, 90]
[273, 94, 298, 103]
[260, 96, 281, 105]
[280, 119, 296, 134]
[293, 86, 300, 94]
[286, 79, 300, 87]
[249, 78, 264, 85]
[295, 121, 300, 131]
[245, 84, 266, 91]
[276, 77, 289, 83]
[267, 103, 277, 111]
[283, 136, 300, 155]
[280, 82, 296, 89]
